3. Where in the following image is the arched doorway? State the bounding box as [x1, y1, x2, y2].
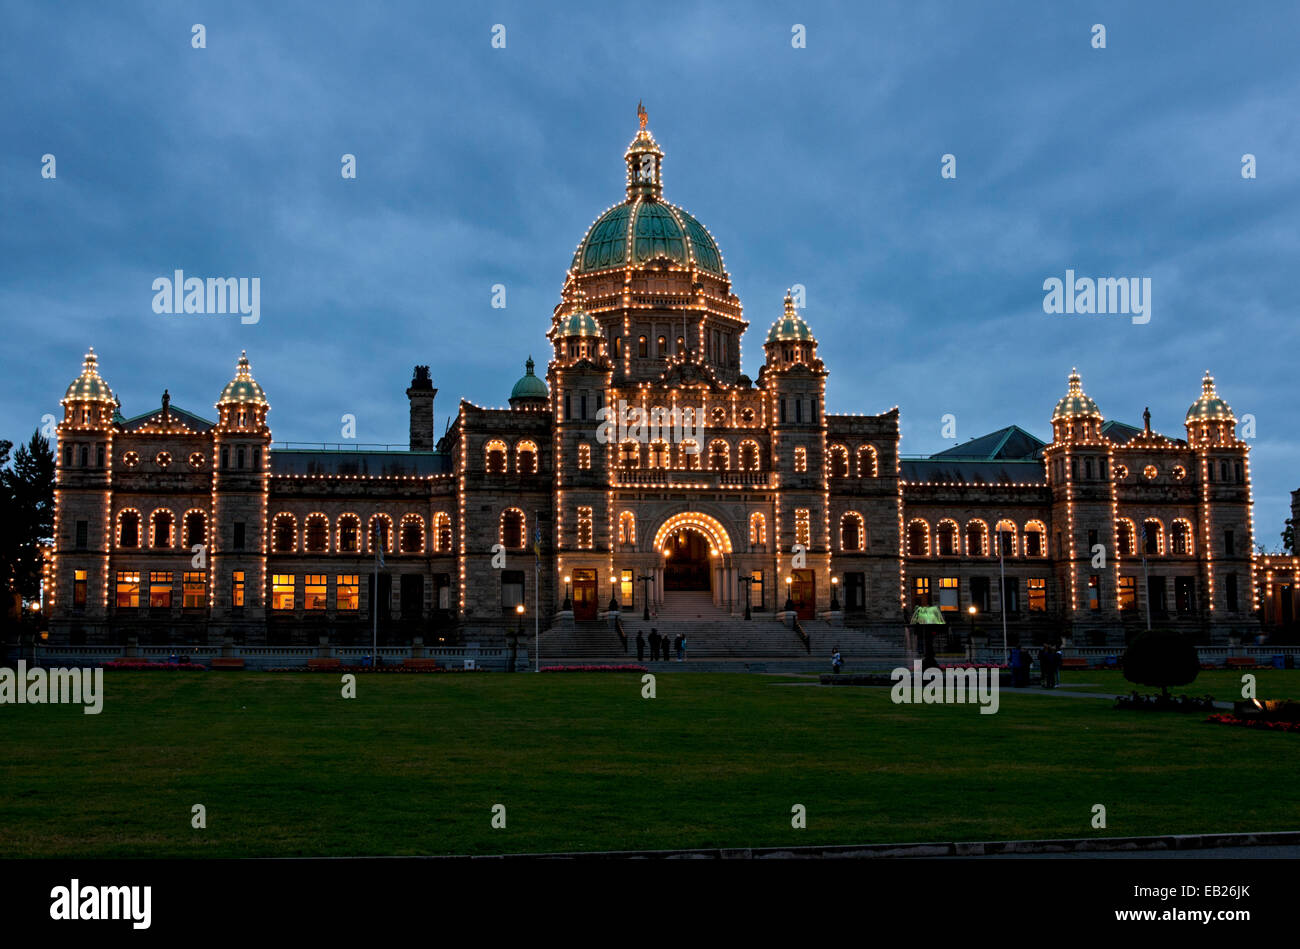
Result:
[663, 528, 712, 591]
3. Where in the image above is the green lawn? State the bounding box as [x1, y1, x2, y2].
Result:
[1054, 668, 1300, 701]
[1, 670, 1297, 858]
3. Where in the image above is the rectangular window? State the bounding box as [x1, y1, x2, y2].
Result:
[971, 577, 991, 612]
[272, 574, 295, 611]
[578, 443, 591, 469]
[1118, 576, 1136, 611]
[1175, 576, 1195, 613]
[232, 571, 245, 608]
[73, 569, 87, 608]
[1028, 577, 1046, 612]
[1001, 576, 1019, 614]
[75, 520, 88, 549]
[1226, 573, 1238, 611]
[400, 574, 424, 616]
[750, 570, 764, 610]
[1087, 528, 1098, 551]
[337, 575, 359, 610]
[1148, 575, 1167, 615]
[795, 399, 802, 423]
[577, 507, 593, 549]
[502, 570, 524, 609]
[183, 572, 205, 608]
[938, 577, 959, 612]
[1088, 575, 1100, 611]
[1223, 529, 1235, 556]
[620, 568, 634, 607]
[233, 521, 246, 550]
[580, 394, 587, 419]
[913, 577, 932, 607]
[305, 574, 327, 610]
[779, 399, 786, 423]
[795, 509, 811, 547]
[149, 571, 173, 608]
[794, 447, 807, 472]
[115, 571, 140, 608]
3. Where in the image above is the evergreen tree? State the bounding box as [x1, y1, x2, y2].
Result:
[2, 430, 55, 607]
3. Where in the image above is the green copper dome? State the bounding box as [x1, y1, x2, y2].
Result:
[218, 351, 268, 406]
[765, 292, 816, 344]
[1052, 369, 1102, 421]
[572, 200, 724, 276]
[558, 309, 601, 338]
[63, 348, 115, 404]
[510, 356, 549, 401]
[1186, 371, 1234, 423]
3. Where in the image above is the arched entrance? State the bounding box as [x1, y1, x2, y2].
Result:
[651, 512, 734, 597]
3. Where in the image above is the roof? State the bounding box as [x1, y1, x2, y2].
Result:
[120, 405, 215, 433]
[271, 450, 451, 477]
[765, 291, 815, 344]
[930, 425, 1045, 461]
[902, 459, 1047, 485]
[572, 199, 724, 276]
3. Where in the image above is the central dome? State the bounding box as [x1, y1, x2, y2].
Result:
[572, 201, 724, 276]
[569, 105, 726, 278]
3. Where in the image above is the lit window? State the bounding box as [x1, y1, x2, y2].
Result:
[913, 577, 931, 607]
[577, 507, 593, 549]
[149, 571, 173, 608]
[183, 572, 205, 608]
[73, 570, 87, 608]
[517, 440, 538, 475]
[115, 571, 140, 608]
[795, 509, 811, 547]
[749, 512, 766, 547]
[794, 446, 807, 473]
[485, 439, 507, 473]
[338, 515, 360, 552]
[305, 575, 327, 610]
[1028, 578, 1046, 612]
[829, 445, 849, 477]
[577, 443, 591, 469]
[1143, 464, 1159, 480]
[337, 575, 359, 610]
[305, 515, 329, 552]
[400, 517, 424, 553]
[434, 512, 452, 552]
[939, 577, 959, 612]
[232, 571, 245, 608]
[1117, 576, 1136, 611]
[500, 509, 525, 549]
[272, 574, 295, 611]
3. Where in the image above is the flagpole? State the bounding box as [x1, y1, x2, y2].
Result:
[998, 530, 1008, 667]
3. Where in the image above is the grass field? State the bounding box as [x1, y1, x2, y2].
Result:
[1, 670, 1297, 858]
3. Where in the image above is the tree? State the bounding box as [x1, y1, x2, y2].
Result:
[1122, 629, 1199, 697]
[1, 430, 55, 613]
[1284, 518, 1296, 556]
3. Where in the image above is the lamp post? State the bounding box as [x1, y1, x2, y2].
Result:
[562, 575, 572, 612]
[830, 575, 840, 612]
[738, 575, 754, 621]
[637, 574, 654, 621]
[608, 574, 620, 613]
[784, 575, 794, 613]
[510, 603, 523, 672]
[967, 604, 977, 660]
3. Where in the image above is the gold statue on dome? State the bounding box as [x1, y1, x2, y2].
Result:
[637, 101, 648, 130]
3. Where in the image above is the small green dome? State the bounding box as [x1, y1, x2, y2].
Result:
[1186, 371, 1234, 423]
[765, 292, 815, 344]
[510, 356, 549, 401]
[218, 351, 268, 406]
[559, 309, 601, 338]
[1052, 368, 1102, 421]
[63, 348, 115, 404]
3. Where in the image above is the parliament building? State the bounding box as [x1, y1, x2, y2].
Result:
[46, 112, 1265, 652]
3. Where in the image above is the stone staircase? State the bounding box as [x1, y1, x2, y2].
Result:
[538, 591, 910, 665]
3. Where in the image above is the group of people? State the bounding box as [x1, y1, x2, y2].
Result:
[1009, 644, 1063, 688]
[636, 629, 687, 662]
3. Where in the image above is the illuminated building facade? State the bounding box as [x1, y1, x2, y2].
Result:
[47, 112, 1263, 650]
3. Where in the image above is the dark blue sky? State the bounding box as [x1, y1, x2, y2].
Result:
[2, 1, 1297, 545]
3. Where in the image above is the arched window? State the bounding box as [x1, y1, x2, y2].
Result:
[577, 443, 591, 469]
[749, 512, 767, 547]
[500, 508, 525, 549]
[649, 440, 669, 468]
[907, 519, 930, 557]
[857, 444, 878, 478]
[618, 511, 636, 545]
[841, 512, 865, 552]
[400, 514, 425, 554]
[935, 519, 959, 556]
[793, 446, 807, 473]
[613, 336, 623, 359]
[657, 335, 666, 355]
[304, 514, 330, 552]
[680, 440, 701, 470]
[150, 509, 174, 549]
[433, 512, 452, 552]
[1023, 520, 1046, 557]
[965, 519, 988, 557]
[795, 509, 811, 547]
[995, 519, 1018, 557]
[183, 509, 207, 549]
[117, 509, 141, 548]
[1142, 518, 1164, 556]
[708, 439, 730, 471]
[638, 335, 648, 358]
[619, 440, 640, 468]
[485, 439, 508, 474]
[739, 439, 761, 472]
[1171, 518, 1193, 555]
[676, 335, 685, 353]
[829, 444, 849, 478]
[1116, 519, 1136, 557]
[272, 513, 296, 553]
[367, 514, 393, 553]
[337, 514, 361, 553]
[516, 440, 538, 475]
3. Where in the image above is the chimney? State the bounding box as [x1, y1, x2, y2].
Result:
[406, 366, 436, 452]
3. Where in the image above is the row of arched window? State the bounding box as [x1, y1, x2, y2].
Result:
[115, 508, 208, 550]
[484, 439, 539, 474]
[266, 512, 455, 554]
[828, 444, 879, 478]
[617, 438, 764, 471]
[906, 518, 1048, 558]
[1115, 517, 1196, 557]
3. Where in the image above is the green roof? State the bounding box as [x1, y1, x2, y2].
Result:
[510, 356, 549, 401]
[572, 200, 724, 275]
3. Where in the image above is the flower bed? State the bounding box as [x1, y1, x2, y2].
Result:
[102, 661, 205, 671]
[540, 664, 648, 673]
[1206, 714, 1300, 734]
[263, 664, 484, 673]
[1114, 691, 1215, 712]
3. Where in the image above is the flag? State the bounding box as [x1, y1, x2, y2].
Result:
[376, 545, 384, 569]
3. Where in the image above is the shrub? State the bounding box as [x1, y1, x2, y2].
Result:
[1122, 629, 1198, 697]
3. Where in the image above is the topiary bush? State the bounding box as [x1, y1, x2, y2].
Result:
[1122, 629, 1199, 697]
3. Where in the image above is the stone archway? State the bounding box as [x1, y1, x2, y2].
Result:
[651, 512, 735, 600]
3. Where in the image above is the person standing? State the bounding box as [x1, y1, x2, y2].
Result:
[636, 630, 645, 662]
[680, 633, 688, 662]
[674, 633, 683, 662]
[831, 648, 843, 674]
[649, 629, 660, 662]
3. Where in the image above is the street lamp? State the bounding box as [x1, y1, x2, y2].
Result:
[608, 574, 620, 612]
[967, 605, 977, 660]
[562, 575, 572, 612]
[508, 603, 524, 672]
[830, 575, 840, 611]
[784, 575, 794, 612]
[637, 573, 654, 620]
[738, 574, 754, 621]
